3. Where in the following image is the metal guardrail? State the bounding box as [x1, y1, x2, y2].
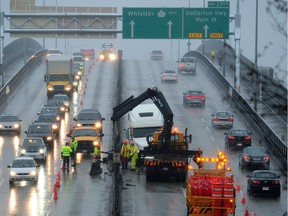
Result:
[0, 49, 47, 110]
[188, 50, 287, 174]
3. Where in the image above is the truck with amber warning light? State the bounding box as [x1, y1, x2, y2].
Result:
[111, 87, 203, 182]
[186, 151, 236, 216]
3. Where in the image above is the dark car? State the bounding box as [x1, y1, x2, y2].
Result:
[246, 170, 281, 197]
[183, 90, 206, 107]
[25, 122, 56, 147]
[239, 147, 270, 170]
[73, 109, 105, 133]
[36, 113, 61, 136]
[52, 94, 71, 111]
[46, 99, 67, 116]
[0, 114, 22, 134]
[211, 111, 234, 128]
[38, 107, 62, 121]
[224, 129, 252, 150]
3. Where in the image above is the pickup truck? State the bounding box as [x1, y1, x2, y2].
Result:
[178, 57, 197, 74]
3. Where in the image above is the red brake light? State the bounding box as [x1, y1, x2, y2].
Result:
[243, 155, 250, 161]
[174, 75, 177, 78]
[264, 156, 270, 161]
[229, 136, 235, 139]
[213, 117, 219, 121]
[245, 136, 251, 140]
[228, 117, 233, 122]
[252, 180, 261, 184]
[272, 180, 280, 184]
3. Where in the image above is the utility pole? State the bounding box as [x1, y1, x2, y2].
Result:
[234, 0, 241, 92]
[0, 10, 4, 88]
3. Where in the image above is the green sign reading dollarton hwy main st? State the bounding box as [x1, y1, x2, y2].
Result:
[122, 7, 230, 39]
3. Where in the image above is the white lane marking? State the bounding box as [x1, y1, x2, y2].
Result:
[206, 126, 210, 132]
[211, 136, 214, 142]
[201, 118, 205, 123]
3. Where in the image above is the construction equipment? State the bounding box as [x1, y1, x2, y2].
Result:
[111, 87, 202, 182]
[186, 151, 236, 216]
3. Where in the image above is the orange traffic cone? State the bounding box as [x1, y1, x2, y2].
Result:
[241, 194, 246, 203]
[55, 178, 61, 187]
[253, 212, 256, 216]
[236, 182, 241, 191]
[244, 207, 250, 216]
[54, 184, 58, 200]
[57, 171, 61, 181]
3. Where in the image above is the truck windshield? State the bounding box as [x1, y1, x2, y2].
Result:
[48, 74, 70, 81]
[133, 127, 161, 138]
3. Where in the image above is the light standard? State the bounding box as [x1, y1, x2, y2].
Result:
[253, 0, 259, 111]
[187, 0, 191, 52]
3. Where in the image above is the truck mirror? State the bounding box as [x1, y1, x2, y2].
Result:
[189, 134, 192, 143]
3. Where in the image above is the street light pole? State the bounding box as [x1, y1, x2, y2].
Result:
[253, 0, 259, 111]
[187, 0, 191, 52]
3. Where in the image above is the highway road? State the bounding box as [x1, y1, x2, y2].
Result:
[0, 57, 286, 216]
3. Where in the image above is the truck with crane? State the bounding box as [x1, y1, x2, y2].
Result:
[111, 87, 203, 182]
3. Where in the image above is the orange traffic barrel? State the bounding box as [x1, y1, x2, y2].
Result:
[212, 183, 223, 216]
[223, 183, 235, 216]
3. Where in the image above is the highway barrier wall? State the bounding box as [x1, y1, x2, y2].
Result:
[188, 50, 287, 175]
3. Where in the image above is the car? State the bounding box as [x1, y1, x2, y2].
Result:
[38, 107, 62, 121]
[45, 99, 67, 119]
[224, 129, 252, 150]
[183, 90, 206, 106]
[7, 157, 40, 185]
[246, 170, 281, 197]
[36, 113, 61, 136]
[68, 126, 103, 154]
[73, 109, 105, 133]
[98, 43, 117, 61]
[72, 55, 85, 77]
[25, 122, 56, 147]
[46, 49, 62, 57]
[161, 70, 178, 82]
[211, 111, 234, 128]
[177, 56, 197, 74]
[52, 94, 71, 111]
[0, 114, 22, 134]
[19, 137, 47, 161]
[150, 50, 164, 60]
[239, 147, 270, 170]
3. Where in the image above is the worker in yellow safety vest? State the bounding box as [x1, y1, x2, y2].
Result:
[120, 139, 130, 169]
[130, 140, 138, 171]
[70, 138, 78, 166]
[61, 142, 73, 171]
[94, 143, 101, 160]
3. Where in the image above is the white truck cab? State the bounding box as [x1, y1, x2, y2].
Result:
[128, 104, 164, 150]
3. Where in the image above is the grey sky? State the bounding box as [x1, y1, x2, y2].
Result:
[3, 0, 287, 84]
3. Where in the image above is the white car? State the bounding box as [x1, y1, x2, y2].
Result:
[0, 114, 22, 134]
[7, 157, 39, 185]
[19, 137, 47, 161]
[161, 70, 178, 82]
[46, 49, 62, 57]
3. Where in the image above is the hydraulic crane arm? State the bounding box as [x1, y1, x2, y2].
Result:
[111, 87, 174, 145]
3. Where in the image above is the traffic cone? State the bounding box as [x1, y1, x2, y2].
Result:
[244, 207, 250, 216]
[253, 212, 256, 216]
[236, 182, 241, 190]
[57, 171, 61, 181]
[55, 178, 61, 187]
[53, 184, 58, 200]
[241, 194, 246, 203]
[86, 77, 88, 82]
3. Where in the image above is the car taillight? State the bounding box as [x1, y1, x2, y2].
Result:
[228, 117, 233, 122]
[174, 75, 177, 77]
[163, 75, 167, 78]
[264, 156, 270, 161]
[229, 136, 235, 139]
[243, 155, 250, 161]
[245, 136, 251, 140]
[252, 180, 261, 184]
[272, 180, 280, 185]
[213, 117, 219, 121]
[179, 63, 184, 68]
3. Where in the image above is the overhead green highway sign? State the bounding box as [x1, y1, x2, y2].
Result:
[122, 7, 230, 39]
[122, 8, 182, 39]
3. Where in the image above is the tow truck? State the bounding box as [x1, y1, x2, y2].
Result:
[98, 43, 117, 61]
[111, 87, 203, 182]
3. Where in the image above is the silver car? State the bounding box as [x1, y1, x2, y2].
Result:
[211, 111, 234, 128]
[0, 114, 22, 134]
[19, 137, 47, 161]
[161, 70, 178, 82]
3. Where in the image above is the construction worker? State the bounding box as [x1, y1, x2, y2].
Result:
[61, 142, 73, 171]
[210, 49, 216, 63]
[70, 137, 78, 166]
[129, 140, 138, 171]
[120, 139, 130, 169]
[94, 143, 101, 160]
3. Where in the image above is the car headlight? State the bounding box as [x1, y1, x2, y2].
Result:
[39, 149, 44, 154]
[76, 123, 82, 127]
[95, 122, 101, 128]
[47, 136, 52, 141]
[10, 171, 17, 176]
[47, 86, 54, 91]
[29, 171, 36, 176]
[21, 149, 26, 154]
[65, 86, 72, 91]
[56, 116, 60, 121]
[60, 107, 65, 111]
[13, 123, 20, 129]
[52, 124, 58, 130]
[99, 54, 104, 60]
[0, 125, 2, 128]
[77, 71, 82, 76]
[75, 75, 80, 80]
[73, 81, 78, 86]
[64, 102, 69, 107]
[109, 53, 116, 61]
[93, 141, 99, 146]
